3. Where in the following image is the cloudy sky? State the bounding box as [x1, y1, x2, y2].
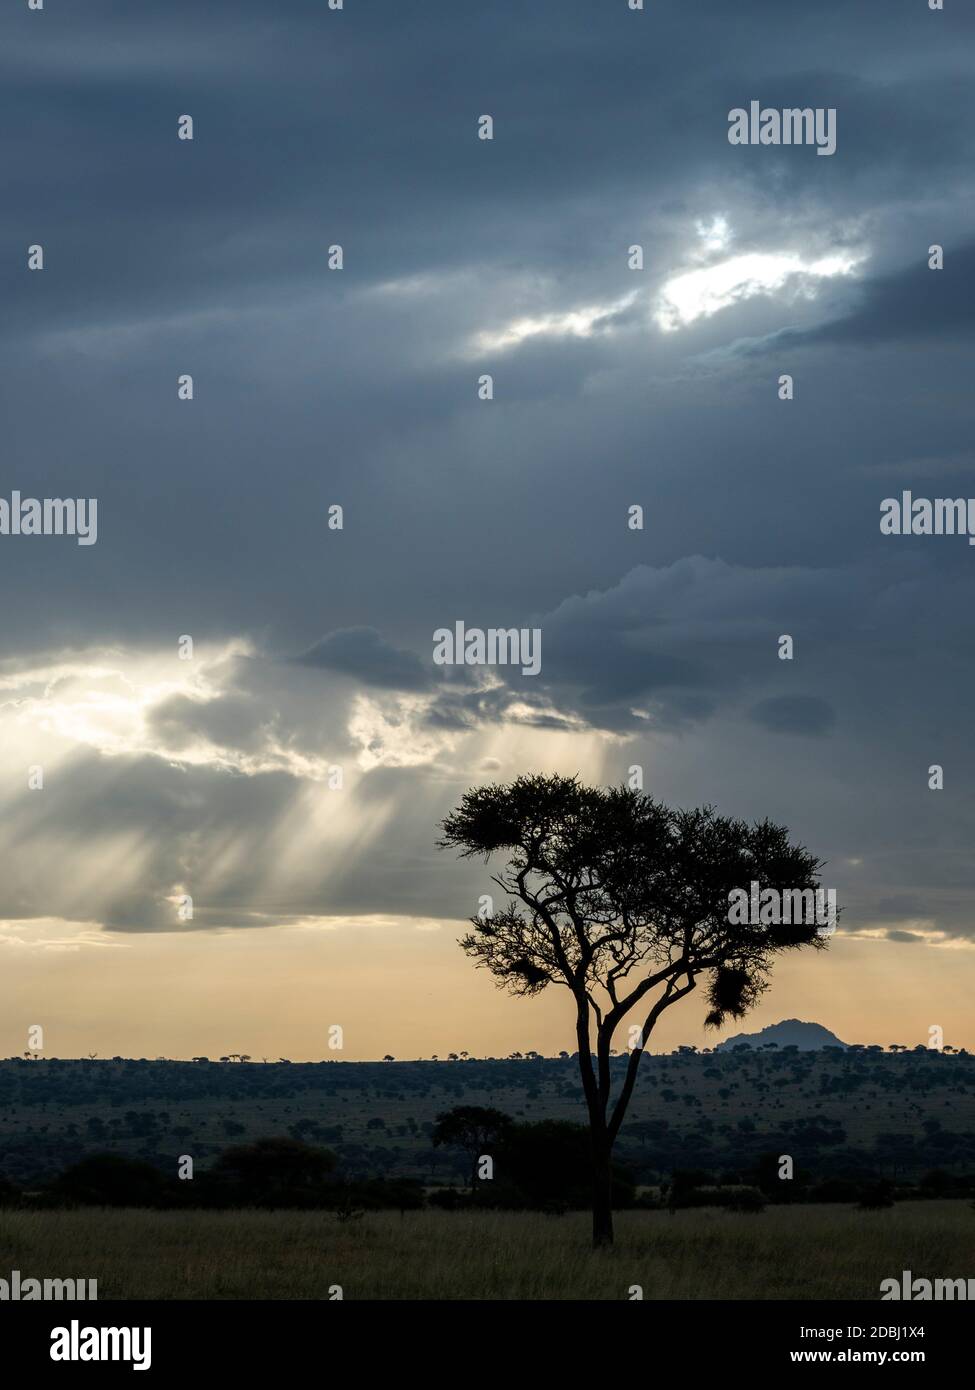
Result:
[1, 0, 973, 1060]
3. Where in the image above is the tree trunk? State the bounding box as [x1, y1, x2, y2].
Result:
[591, 1143, 615, 1249]
[574, 1005, 615, 1248]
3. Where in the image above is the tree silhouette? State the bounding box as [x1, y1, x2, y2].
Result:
[439, 774, 828, 1247]
[51, 1153, 168, 1207]
[208, 1137, 336, 1207]
[432, 1105, 513, 1192]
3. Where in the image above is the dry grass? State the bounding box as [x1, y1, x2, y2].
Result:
[0, 1201, 970, 1300]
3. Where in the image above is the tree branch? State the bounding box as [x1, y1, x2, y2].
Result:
[606, 976, 697, 1145]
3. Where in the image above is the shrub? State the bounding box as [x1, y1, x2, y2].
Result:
[857, 1180, 895, 1210]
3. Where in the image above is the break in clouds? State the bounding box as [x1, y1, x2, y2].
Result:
[1, 0, 973, 952]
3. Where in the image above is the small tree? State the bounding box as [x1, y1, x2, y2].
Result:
[439, 774, 829, 1247]
[432, 1105, 513, 1192]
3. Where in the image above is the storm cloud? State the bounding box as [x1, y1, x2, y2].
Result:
[1, 0, 973, 961]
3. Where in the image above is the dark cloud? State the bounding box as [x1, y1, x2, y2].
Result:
[149, 692, 274, 752]
[875, 895, 926, 918]
[747, 241, 975, 354]
[748, 695, 836, 738]
[296, 628, 431, 691]
[0, 0, 972, 949]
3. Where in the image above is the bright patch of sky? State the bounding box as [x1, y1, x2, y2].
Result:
[655, 230, 865, 332]
[471, 218, 865, 352]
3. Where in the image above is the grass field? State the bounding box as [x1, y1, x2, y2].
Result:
[0, 1201, 970, 1300]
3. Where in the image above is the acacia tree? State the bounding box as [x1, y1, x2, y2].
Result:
[432, 1106, 513, 1193]
[439, 774, 830, 1248]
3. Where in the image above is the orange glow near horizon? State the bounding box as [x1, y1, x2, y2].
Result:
[1, 919, 971, 1062]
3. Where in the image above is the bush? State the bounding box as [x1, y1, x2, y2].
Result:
[198, 1137, 337, 1208]
[492, 1121, 635, 1211]
[807, 1178, 862, 1204]
[727, 1186, 766, 1213]
[427, 1187, 471, 1211]
[47, 1154, 170, 1208]
[857, 1180, 895, 1210]
[195, 1138, 425, 1211]
[0, 1173, 21, 1208]
[668, 1182, 765, 1211]
[344, 1178, 424, 1212]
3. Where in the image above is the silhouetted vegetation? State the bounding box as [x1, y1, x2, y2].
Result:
[3, 1113, 972, 1220]
[2, 1043, 973, 1204]
[432, 1106, 512, 1192]
[429, 1111, 635, 1212]
[47, 1153, 170, 1208]
[439, 775, 829, 1245]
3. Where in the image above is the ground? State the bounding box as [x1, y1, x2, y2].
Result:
[0, 1201, 969, 1300]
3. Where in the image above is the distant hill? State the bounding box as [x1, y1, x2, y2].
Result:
[715, 1019, 848, 1052]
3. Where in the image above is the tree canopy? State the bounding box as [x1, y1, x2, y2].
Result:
[439, 773, 830, 1245]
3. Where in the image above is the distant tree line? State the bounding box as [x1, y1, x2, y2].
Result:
[0, 1139, 423, 1213]
[2, 1045, 973, 1192]
[0, 1121, 972, 1214]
